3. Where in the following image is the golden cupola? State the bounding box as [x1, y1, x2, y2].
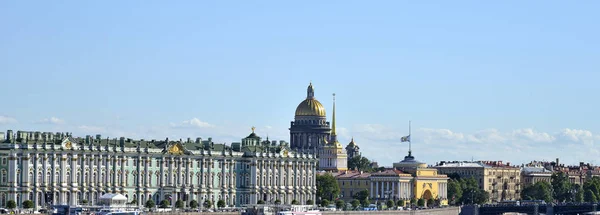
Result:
[295, 82, 326, 117]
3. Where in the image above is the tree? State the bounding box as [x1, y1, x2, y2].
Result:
[576, 185, 584, 203]
[316, 173, 340, 201]
[348, 155, 373, 172]
[23, 200, 34, 209]
[306, 199, 314, 205]
[145, 200, 155, 209]
[6, 200, 16, 210]
[351, 199, 360, 209]
[335, 200, 345, 210]
[189, 200, 198, 209]
[257, 200, 265, 204]
[447, 173, 461, 180]
[320, 199, 330, 207]
[217, 199, 225, 208]
[81, 200, 88, 204]
[291, 199, 299, 205]
[459, 177, 489, 204]
[583, 177, 600, 202]
[203, 200, 213, 208]
[427, 198, 434, 207]
[386, 200, 394, 209]
[352, 190, 369, 202]
[175, 200, 184, 209]
[585, 190, 597, 203]
[521, 181, 553, 203]
[447, 179, 463, 205]
[159, 200, 170, 208]
[361, 199, 370, 207]
[274, 199, 281, 205]
[396, 200, 405, 207]
[410, 198, 416, 205]
[130, 199, 138, 205]
[552, 172, 572, 202]
[417, 198, 425, 207]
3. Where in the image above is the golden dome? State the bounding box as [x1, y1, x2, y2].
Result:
[295, 98, 326, 117]
[295, 82, 326, 117]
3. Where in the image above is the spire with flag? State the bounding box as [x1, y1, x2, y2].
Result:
[401, 121, 412, 156]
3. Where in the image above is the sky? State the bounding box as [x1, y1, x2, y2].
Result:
[1, 1, 599, 166]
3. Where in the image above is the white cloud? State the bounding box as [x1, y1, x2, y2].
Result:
[558, 128, 594, 145]
[344, 124, 600, 166]
[170, 118, 215, 128]
[512, 128, 555, 143]
[0, 116, 17, 124]
[36, 117, 66, 125]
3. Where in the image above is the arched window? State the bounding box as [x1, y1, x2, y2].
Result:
[28, 172, 33, 183]
[16, 170, 21, 184]
[66, 172, 71, 184]
[0, 171, 6, 184]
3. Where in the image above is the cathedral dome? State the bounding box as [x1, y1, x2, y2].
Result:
[295, 83, 326, 117]
[295, 99, 326, 117]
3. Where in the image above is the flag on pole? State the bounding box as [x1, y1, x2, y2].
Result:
[401, 135, 410, 142]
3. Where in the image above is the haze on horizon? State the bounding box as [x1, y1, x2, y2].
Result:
[1, 1, 599, 166]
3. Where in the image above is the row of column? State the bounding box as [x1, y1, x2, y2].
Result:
[370, 180, 413, 200]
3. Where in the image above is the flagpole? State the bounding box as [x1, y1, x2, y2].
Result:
[409, 120, 412, 156]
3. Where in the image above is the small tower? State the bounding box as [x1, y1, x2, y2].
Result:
[345, 137, 360, 159]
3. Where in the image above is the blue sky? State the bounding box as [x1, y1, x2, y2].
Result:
[1, 1, 599, 166]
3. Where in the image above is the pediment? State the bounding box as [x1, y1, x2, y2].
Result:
[164, 142, 192, 155]
[61, 137, 77, 150]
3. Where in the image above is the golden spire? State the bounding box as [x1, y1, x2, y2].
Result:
[251, 126, 255, 133]
[332, 93, 336, 136]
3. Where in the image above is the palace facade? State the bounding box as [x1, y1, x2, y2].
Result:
[0, 129, 317, 209]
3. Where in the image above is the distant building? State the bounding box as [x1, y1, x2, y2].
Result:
[326, 171, 371, 201]
[520, 162, 552, 187]
[393, 152, 449, 205]
[435, 160, 521, 203]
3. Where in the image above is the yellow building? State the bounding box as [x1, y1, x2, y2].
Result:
[435, 160, 521, 203]
[393, 151, 449, 206]
[328, 171, 371, 201]
[318, 93, 347, 171]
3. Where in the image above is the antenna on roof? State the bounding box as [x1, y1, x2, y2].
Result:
[471, 156, 474, 162]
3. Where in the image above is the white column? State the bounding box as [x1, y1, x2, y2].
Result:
[369, 181, 375, 198]
[375, 180, 379, 199]
[397, 182, 401, 200]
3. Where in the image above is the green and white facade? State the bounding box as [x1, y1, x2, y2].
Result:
[0, 130, 317, 209]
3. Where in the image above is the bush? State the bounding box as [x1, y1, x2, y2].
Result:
[361, 199, 370, 207]
[386, 200, 394, 208]
[417, 198, 425, 207]
[145, 200, 155, 209]
[410, 198, 417, 205]
[306, 199, 314, 205]
[320, 199, 330, 207]
[130, 199, 137, 205]
[335, 200, 345, 209]
[175, 200, 184, 209]
[203, 200, 212, 208]
[351, 199, 360, 209]
[159, 200, 170, 208]
[6, 200, 16, 209]
[23, 200, 34, 209]
[189, 200, 198, 208]
[217, 199, 226, 208]
[274, 199, 281, 205]
[396, 200, 405, 207]
[81, 200, 88, 204]
[257, 200, 265, 204]
[291, 199, 299, 205]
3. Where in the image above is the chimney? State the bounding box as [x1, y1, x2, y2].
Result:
[556, 158, 560, 166]
[86, 135, 91, 144]
[187, 138, 191, 143]
[196, 138, 201, 143]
